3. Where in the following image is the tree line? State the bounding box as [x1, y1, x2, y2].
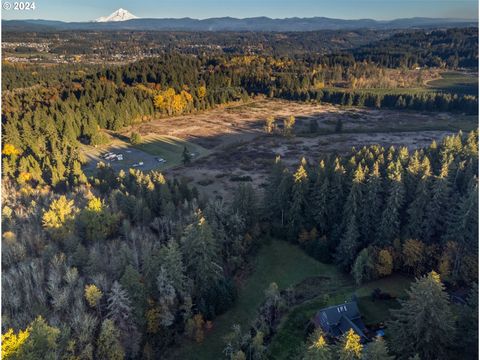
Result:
[263, 131, 478, 285]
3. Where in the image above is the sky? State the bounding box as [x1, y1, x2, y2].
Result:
[2, 0, 478, 22]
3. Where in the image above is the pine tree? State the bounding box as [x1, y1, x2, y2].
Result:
[288, 161, 309, 238]
[406, 157, 431, 239]
[312, 160, 329, 235]
[303, 328, 332, 360]
[422, 163, 450, 243]
[444, 179, 478, 280]
[454, 284, 478, 358]
[120, 265, 147, 327]
[181, 211, 222, 296]
[156, 267, 176, 327]
[377, 160, 405, 246]
[107, 281, 140, 358]
[160, 239, 188, 296]
[362, 337, 394, 360]
[264, 156, 287, 225]
[96, 319, 125, 360]
[388, 272, 455, 360]
[327, 157, 346, 239]
[11, 316, 60, 360]
[182, 146, 192, 165]
[360, 162, 383, 244]
[336, 328, 362, 360]
[336, 164, 365, 269]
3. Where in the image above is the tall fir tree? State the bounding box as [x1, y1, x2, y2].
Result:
[360, 161, 383, 245]
[107, 281, 140, 358]
[406, 157, 431, 239]
[336, 164, 365, 269]
[181, 210, 223, 297]
[377, 160, 405, 246]
[388, 272, 455, 360]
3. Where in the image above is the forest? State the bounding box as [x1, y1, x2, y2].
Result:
[1, 24, 478, 360]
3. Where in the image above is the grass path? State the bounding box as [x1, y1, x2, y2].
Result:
[174, 240, 344, 360]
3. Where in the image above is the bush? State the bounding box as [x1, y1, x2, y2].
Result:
[230, 175, 253, 182]
[130, 132, 142, 145]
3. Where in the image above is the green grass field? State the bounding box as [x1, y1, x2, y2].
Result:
[173, 240, 411, 360]
[133, 134, 210, 168]
[427, 72, 479, 95]
[174, 240, 346, 360]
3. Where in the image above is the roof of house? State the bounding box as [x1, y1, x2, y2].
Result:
[313, 301, 367, 340]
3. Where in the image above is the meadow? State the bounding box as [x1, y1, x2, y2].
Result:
[172, 240, 411, 360]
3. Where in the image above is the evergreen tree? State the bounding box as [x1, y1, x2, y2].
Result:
[362, 337, 395, 360]
[336, 164, 365, 269]
[303, 328, 333, 360]
[312, 160, 329, 235]
[182, 146, 192, 165]
[156, 267, 176, 327]
[388, 272, 455, 360]
[11, 316, 60, 360]
[422, 163, 450, 243]
[336, 328, 362, 360]
[377, 160, 405, 246]
[406, 157, 431, 239]
[360, 162, 383, 244]
[454, 284, 478, 359]
[96, 319, 125, 360]
[107, 281, 140, 358]
[181, 211, 222, 296]
[288, 161, 309, 238]
[444, 179, 478, 280]
[327, 158, 346, 239]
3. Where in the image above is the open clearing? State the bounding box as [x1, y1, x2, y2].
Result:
[82, 134, 209, 175]
[170, 240, 411, 360]
[427, 71, 479, 95]
[81, 98, 478, 198]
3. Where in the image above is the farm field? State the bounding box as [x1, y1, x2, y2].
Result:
[171, 240, 411, 360]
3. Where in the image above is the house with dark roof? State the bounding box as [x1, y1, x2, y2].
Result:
[312, 301, 368, 341]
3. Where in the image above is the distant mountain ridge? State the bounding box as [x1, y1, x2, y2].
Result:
[3, 16, 477, 32]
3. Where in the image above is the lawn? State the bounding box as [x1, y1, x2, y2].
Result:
[133, 134, 210, 169]
[173, 240, 345, 360]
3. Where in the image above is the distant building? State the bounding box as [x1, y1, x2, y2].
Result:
[312, 301, 368, 342]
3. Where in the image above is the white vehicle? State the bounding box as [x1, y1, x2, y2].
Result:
[157, 157, 166, 163]
[116, 155, 123, 160]
[103, 152, 113, 158]
[105, 154, 117, 160]
[132, 161, 144, 167]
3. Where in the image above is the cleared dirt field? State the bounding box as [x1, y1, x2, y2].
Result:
[82, 99, 478, 198]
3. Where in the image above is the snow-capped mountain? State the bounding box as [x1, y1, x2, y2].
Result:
[95, 8, 138, 22]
